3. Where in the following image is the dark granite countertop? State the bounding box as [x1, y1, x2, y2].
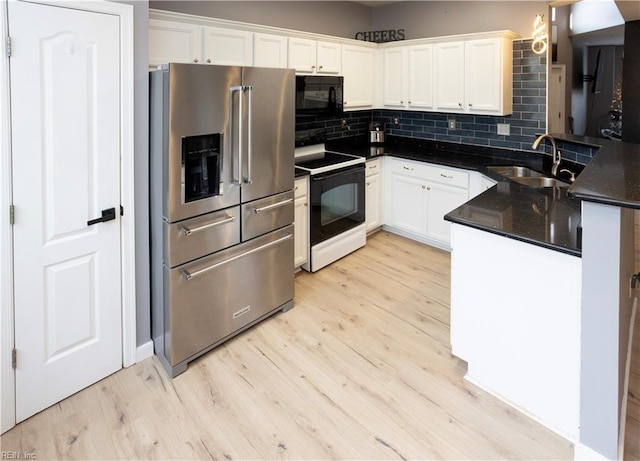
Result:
[327, 135, 583, 256]
[560, 134, 640, 209]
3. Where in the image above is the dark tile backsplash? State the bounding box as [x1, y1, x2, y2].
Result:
[294, 39, 598, 165]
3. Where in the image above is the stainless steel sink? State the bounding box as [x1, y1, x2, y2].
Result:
[486, 165, 569, 188]
[510, 176, 570, 188]
[486, 165, 545, 178]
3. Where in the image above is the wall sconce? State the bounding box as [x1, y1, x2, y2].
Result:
[532, 14, 548, 55]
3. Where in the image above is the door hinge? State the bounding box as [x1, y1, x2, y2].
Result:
[11, 349, 16, 369]
[9, 204, 14, 225]
[6, 36, 11, 58]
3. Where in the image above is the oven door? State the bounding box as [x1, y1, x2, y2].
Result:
[309, 164, 365, 246]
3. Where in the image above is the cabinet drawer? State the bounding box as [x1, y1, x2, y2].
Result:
[424, 165, 469, 188]
[391, 158, 432, 178]
[366, 158, 381, 177]
[294, 177, 308, 198]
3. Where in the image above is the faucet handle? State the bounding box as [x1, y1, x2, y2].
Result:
[559, 168, 576, 183]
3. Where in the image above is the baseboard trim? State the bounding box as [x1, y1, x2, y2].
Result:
[135, 340, 154, 364]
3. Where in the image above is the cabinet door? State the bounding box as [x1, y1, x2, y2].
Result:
[466, 38, 502, 113]
[389, 172, 428, 236]
[203, 26, 253, 66]
[426, 182, 468, 245]
[294, 178, 308, 267]
[253, 33, 287, 68]
[149, 19, 202, 66]
[382, 47, 407, 107]
[408, 44, 434, 109]
[435, 41, 465, 111]
[288, 37, 317, 73]
[316, 41, 341, 74]
[342, 45, 375, 109]
[365, 173, 382, 232]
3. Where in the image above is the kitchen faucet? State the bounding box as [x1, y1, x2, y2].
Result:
[531, 133, 561, 177]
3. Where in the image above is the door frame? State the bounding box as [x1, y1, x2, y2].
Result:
[0, 0, 136, 433]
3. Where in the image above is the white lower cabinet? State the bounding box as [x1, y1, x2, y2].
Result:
[294, 176, 309, 268]
[365, 158, 382, 233]
[385, 158, 469, 248]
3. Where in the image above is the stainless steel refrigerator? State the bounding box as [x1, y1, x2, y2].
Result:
[150, 63, 295, 377]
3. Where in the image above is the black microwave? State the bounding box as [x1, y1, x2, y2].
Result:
[295, 75, 343, 116]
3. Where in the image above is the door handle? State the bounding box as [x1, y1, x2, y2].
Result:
[87, 207, 116, 226]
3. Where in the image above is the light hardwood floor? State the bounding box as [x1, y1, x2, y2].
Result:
[2, 231, 639, 459]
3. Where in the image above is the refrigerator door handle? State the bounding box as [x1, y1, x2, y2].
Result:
[229, 85, 244, 186]
[245, 85, 253, 184]
[180, 232, 293, 280]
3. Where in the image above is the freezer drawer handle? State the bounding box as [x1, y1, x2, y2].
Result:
[179, 214, 235, 235]
[251, 197, 293, 214]
[181, 233, 293, 281]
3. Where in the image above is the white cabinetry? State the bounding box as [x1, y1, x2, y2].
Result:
[203, 27, 253, 66]
[468, 171, 498, 199]
[149, 18, 253, 66]
[253, 33, 288, 68]
[435, 37, 512, 115]
[149, 18, 202, 65]
[342, 44, 376, 109]
[288, 38, 341, 74]
[386, 158, 469, 248]
[450, 224, 581, 440]
[365, 158, 382, 233]
[294, 176, 309, 268]
[382, 44, 434, 110]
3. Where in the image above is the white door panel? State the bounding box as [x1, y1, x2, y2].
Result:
[9, 0, 122, 422]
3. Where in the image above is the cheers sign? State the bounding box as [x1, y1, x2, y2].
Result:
[355, 29, 405, 43]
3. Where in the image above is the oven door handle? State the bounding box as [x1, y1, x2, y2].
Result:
[179, 214, 236, 236]
[181, 233, 293, 280]
[311, 164, 364, 181]
[251, 197, 293, 214]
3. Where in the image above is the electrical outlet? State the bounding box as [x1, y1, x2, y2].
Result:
[497, 123, 511, 136]
[393, 117, 400, 125]
[448, 119, 456, 130]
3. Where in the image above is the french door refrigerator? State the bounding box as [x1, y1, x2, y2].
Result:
[150, 63, 295, 377]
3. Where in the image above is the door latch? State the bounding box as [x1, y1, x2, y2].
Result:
[87, 207, 116, 226]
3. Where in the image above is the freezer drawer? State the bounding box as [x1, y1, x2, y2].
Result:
[163, 206, 240, 268]
[163, 225, 294, 368]
[242, 190, 294, 241]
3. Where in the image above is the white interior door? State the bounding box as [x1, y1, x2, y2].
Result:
[9, 0, 122, 422]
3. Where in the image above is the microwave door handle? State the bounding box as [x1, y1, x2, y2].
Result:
[245, 85, 253, 184]
[229, 86, 243, 186]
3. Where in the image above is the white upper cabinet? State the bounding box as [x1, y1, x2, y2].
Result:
[342, 44, 375, 109]
[253, 33, 288, 68]
[203, 27, 253, 66]
[435, 37, 513, 115]
[407, 44, 434, 110]
[149, 18, 202, 65]
[288, 37, 341, 74]
[382, 43, 434, 110]
[382, 47, 407, 107]
[434, 41, 465, 112]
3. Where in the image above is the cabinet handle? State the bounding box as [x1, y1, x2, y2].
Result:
[400, 100, 404, 104]
[367, 182, 370, 186]
[294, 186, 298, 191]
[369, 165, 377, 169]
[440, 173, 453, 179]
[193, 58, 199, 63]
[206, 58, 211, 63]
[319, 65, 324, 70]
[422, 185, 426, 189]
[458, 102, 462, 108]
[408, 101, 412, 104]
[403, 166, 414, 171]
[311, 65, 316, 70]
[469, 103, 473, 107]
